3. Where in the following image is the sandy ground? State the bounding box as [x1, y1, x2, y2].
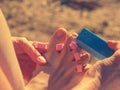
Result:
[0, 0, 120, 62]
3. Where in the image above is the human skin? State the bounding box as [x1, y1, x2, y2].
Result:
[71, 40, 120, 90]
[0, 67, 12, 90]
[12, 37, 47, 81]
[0, 9, 120, 90]
[1, 26, 120, 90]
[0, 10, 25, 90]
[12, 37, 47, 65]
[48, 40, 120, 90]
[26, 29, 120, 90]
[26, 28, 90, 90]
[0, 9, 46, 89]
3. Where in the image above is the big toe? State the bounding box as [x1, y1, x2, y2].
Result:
[45, 28, 68, 68]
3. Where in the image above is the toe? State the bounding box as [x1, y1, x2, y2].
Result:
[45, 28, 68, 69]
[48, 28, 68, 51]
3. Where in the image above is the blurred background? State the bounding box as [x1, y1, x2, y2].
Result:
[0, 0, 120, 63]
[0, 0, 120, 42]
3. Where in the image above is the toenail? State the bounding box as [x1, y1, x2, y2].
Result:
[80, 53, 89, 59]
[56, 43, 64, 51]
[34, 43, 48, 50]
[76, 64, 83, 73]
[74, 52, 81, 61]
[69, 41, 78, 50]
[56, 28, 66, 37]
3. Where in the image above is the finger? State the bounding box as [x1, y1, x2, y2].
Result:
[99, 49, 120, 70]
[12, 37, 24, 54]
[107, 40, 120, 50]
[18, 37, 47, 65]
[109, 49, 120, 63]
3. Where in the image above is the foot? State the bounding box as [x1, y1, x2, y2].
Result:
[48, 32, 90, 90]
[26, 28, 67, 90]
[26, 28, 90, 90]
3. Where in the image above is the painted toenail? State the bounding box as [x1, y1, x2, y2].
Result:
[34, 43, 48, 50]
[76, 64, 83, 73]
[69, 41, 78, 50]
[80, 53, 89, 60]
[56, 28, 66, 37]
[74, 52, 81, 61]
[56, 43, 64, 51]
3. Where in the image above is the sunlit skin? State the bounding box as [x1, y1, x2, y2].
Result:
[72, 40, 120, 90]
[0, 68, 12, 90]
[0, 9, 120, 89]
[0, 10, 25, 90]
[1, 27, 120, 90]
[25, 28, 89, 90]
[0, 36, 48, 89]
[26, 29, 120, 90]
[12, 37, 48, 81]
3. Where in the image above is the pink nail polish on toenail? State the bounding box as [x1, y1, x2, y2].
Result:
[69, 41, 78, 50]
[35, 44, 48, 50]
[56, 43, 64, 51]
[38, 44, 47, 50]
[81, 53, 90, 60]
[74, 52, 81, 61]
[76, 64, 83, 73]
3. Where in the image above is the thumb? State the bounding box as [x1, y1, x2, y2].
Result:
[106, 49, 120, 64]
[19, 37, 47, 65]
[107, 40, 120, 50]
[112, 49, 120, 60]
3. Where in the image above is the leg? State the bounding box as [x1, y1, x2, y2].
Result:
[0, 67, 12, 90]
[48, 32, 90, 90]
[0, 9, 25, 90]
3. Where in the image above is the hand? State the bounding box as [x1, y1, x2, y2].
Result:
[47, 40, 120, 90]
[26, 37, 120, 90]
[24, 28, 120, 90]
[12, 37, 47, 81]
[71, 40, 120, 90]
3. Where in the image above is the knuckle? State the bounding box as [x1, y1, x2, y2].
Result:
[114, 49, 120, 57]
[111, 49, 120, 62]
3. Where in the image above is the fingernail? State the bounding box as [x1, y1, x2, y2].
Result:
[37, 56, 47, 65]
